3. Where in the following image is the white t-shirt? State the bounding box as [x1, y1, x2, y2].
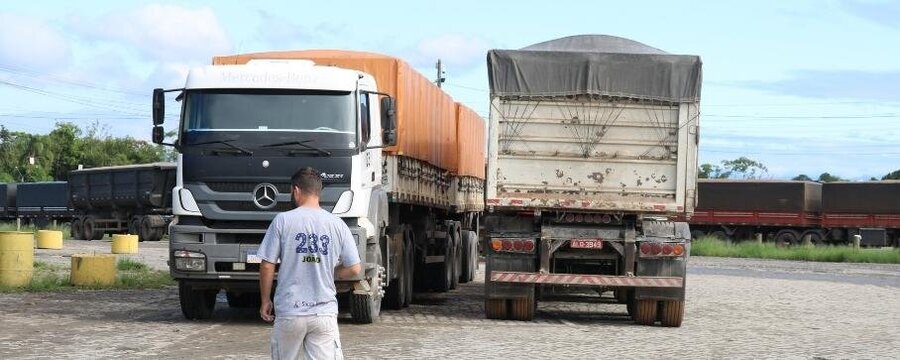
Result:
[258, 207, 360, 316]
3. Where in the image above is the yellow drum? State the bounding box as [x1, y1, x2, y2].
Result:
[36, 230, 64, 250]
[71, 254, 117, 286]
[0, 232, 34, 287]
[111, 234, 139, 254]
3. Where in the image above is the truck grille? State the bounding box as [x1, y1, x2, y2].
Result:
[206, 182, 291, 193]
[216, 201, 294, 212]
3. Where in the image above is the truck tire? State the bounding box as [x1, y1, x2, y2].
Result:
[351, 255, 383, 324]
[509, 295, 535, 321]
[179, 281, 217, 320]
[450, 222, 461, 290]
[384, 230, 407, 310]
[128, 218, 140, 237]
[633, 299, 658, 326]
[70, 218, 83, 240]
[139, 216, 155, 242]
[774, 229, 801, 247]
[226, 291, 261, 309]
[459, 230, 477, 284]
[403, 226, 414, 307]
[659, 300, 685, 327]
[433, 235, 454, 293]
[484, 299, 507, 319]
[82, 217, 103, 241]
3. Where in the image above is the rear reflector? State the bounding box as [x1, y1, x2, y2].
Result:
[523, 240, 535, 252]
[491, 239, 502, 252]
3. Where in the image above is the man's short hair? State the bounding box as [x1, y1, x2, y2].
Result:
[291, 167, 323, 196]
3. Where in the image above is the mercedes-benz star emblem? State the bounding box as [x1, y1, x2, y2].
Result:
[252, 183, 278, 210]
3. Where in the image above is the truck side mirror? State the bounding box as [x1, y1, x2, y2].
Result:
[152, 88, 165, 125]
[381, 97, 397, 146]
[152, 126, 165, 144]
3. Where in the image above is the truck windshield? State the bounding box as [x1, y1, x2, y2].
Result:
[182, 90, 356, 147]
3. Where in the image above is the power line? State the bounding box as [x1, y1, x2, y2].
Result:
[0, 63, 147, 97]
[704, 113, 900, 119]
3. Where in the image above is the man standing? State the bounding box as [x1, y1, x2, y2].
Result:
[258, 167, 361, 359]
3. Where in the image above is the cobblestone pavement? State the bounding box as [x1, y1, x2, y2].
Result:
[1, 242, 898, 359]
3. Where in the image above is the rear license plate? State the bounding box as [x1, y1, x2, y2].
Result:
[570, 239, 604, 249]
[245, 250, 261, 264]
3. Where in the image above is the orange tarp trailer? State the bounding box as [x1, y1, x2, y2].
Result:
[213, 50, 483, 178]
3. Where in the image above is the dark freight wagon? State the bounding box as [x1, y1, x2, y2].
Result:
[14, 182, 73, 227]
[0, 183, 16, 219]
[689, 180, 899, 246]
[821, 181, 900, 247]
[68, 163, 176, 241]
[690, 180, 822, 244]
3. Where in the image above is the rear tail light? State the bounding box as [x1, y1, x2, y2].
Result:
[513, 240, 524, 251]
[490, 239, 502, 251]
[640, 243, 651, 254]
[523, 240, 535, 252]
[583, 214, 594, 223]
[574, 213, 584, 222]
[564, 213, 575, 222]
[491, 238, 535, 253]
[640, 242, 685, 257]
[601, 215, 612, 223]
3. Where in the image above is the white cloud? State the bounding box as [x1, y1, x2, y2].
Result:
[407, 34, 492, 72]
[72, 4, 232, 63]
[0, 13, 72, 71]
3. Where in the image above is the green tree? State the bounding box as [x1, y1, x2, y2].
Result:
[882, 170, 900, 180]
[817, 172, 845, 182]
[699, 157, 768, 179]
[0, 123, 169, 182]
[698, 163, 725, 179]
[792, 174, 813, 181]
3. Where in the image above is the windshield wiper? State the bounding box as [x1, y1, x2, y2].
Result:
[189, 139, 253, 156]
[262, 140, 331, 156]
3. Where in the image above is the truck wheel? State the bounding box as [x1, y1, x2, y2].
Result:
[774, 229, 801, 247]
[509, 295, 535, 321]
[450, 223, 461, 290]
[82, 217, 102, 241]
[484, 299, 508, 319]
[403, 226, 414, 307]
[709, 230, 728, 241]
[633, 299, 658, 325]
[128, 218, 140, 237]
[433, 236, 454, 293]
[459, 230, 477, 283]
[467, 231, 478, 282]
[226, 291, 261, 309]
[351, 265, 383, 324]
[384, 230, 407, 310]
[659, 300, 685, 327]
[139, 216, 155, 242]
[70, 218, 83, 240]
[179, 281, 217, 320]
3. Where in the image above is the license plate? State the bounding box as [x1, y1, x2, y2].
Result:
[245, 250, 262, 264]
[570, 239, 604, 249]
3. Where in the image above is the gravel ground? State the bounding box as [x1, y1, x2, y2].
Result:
[1, 240, 897, 359]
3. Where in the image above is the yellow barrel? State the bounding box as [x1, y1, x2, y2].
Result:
[71, 254, 117, 286]
[111, 234, 139, 254]
[0, 232, 34, 287]
[36, 230, 64, 250]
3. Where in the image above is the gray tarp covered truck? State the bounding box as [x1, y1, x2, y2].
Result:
[482, 35, 701, 326]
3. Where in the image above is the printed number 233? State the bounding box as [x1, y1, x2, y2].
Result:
[295, 233, 330, 255]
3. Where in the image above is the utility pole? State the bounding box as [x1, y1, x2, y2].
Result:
[435, 59, 445, 88]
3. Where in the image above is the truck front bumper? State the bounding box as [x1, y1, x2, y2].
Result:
[168, 221, 367, 284]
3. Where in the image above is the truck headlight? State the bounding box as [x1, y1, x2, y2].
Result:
[332, 190, 354, 214]
[173, 250, 206, 271]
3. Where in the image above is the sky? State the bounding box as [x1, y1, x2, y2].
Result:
[1, 0, 899, 180]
